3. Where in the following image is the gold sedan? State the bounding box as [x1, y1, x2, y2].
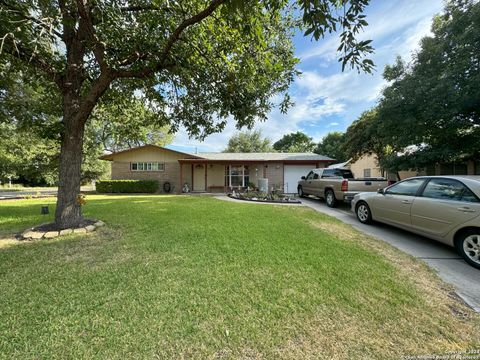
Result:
[351, 176, 480, 269]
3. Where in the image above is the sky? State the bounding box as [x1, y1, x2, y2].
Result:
[168, 0, 444, 154]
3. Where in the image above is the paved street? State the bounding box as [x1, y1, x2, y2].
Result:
[0, 186, 94, 200]
[0, 189, 58, 200]
[299, 196, 480, 312]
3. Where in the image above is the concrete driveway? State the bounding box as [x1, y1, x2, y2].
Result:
[300, 196, 480, 312]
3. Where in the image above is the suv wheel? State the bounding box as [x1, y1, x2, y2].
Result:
[325, 189, 337, 208]
[298, 186, 305, 197]
[455, 229, 480, 269]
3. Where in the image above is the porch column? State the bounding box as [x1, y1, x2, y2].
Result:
[205, 163, 208, 192]
[191, 164, 194, 189]
[179, 162, 183, 193]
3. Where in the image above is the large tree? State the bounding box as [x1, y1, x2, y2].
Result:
[224, 130, 273, 152]
[1, 0, 373, 228]
[343, 0, 480, 173]
[355, 0, 480, 172]
[273, 131, 315, 152]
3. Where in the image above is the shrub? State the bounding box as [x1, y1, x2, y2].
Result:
[96, 180, 159, 193]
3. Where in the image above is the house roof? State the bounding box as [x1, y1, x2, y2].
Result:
[99, 144, 335, 162]
[193, 152, 334, 162]
[99, 144, 202, 161]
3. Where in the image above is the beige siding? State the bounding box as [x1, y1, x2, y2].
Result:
[206, 164, 225, 189]
[349, 154, 383, 178]
[181, 163, 192, 191]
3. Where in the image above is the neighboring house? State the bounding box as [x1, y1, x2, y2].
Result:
[348, 153, 480, 180]
[100, 145, 335, 194]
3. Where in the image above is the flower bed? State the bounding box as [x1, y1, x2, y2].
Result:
[228, 190, 301, 204]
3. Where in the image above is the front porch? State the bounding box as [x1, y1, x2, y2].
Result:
[178, 160, 277, 193]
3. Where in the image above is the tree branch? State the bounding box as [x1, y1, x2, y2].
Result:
[119, 5, 171, 12]
[0, 3, 63, 40]
[76, 0, 108, 72]
[1, 35, 62, 87]
[111, 0, 228, 79]
[75, 72, 114, 125]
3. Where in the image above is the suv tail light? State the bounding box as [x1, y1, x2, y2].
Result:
[341, 179, 348, 192]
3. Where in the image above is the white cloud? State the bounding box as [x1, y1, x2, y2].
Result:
[300, 0, 442, 62]
[170, 0, 443, 151]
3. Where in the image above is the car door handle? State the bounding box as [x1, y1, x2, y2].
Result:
[401, 200, 412, 204]
[457, 207, 476, 213]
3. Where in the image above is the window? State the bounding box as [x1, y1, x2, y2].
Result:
[422, 178, 478, 203]
[306, 171, 315, 180]
[130, 162, 164, 171]
[321, 169, 333, 177]
[385, 178, 425, 196]
[322, 169, 354, 179]
[335, 169, 354, 179]
[225, 165, 249, 187]
[313, 173, 319, 180]
[363, 168, 371, 178]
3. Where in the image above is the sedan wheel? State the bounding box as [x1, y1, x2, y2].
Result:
[455, 230, 480, 269]
[356, 202, 372, 224]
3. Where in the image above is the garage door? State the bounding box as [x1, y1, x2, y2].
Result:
[283, 165, 315, 193]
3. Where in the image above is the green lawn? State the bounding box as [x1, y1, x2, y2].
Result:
[0, 195, 479, 359]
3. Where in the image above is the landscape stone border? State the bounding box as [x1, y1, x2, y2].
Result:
[20, 221, 105, 241]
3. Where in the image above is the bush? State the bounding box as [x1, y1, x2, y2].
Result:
[96, 180, 159, 193]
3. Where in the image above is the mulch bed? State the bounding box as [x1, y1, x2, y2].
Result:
[33, 219, 97, 232]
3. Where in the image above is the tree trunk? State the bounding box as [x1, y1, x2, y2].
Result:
[55, 116, 86, 229]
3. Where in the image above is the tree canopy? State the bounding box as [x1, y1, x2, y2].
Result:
[344, 0, 480, 172]
[315, 132, 347, 162]
[224, 130, 273, 153]
[273, 131, 316, 152]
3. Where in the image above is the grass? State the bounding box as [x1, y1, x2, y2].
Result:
[0, 195, 479, 359]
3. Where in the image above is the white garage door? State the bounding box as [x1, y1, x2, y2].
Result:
[283, 165, 315, 193]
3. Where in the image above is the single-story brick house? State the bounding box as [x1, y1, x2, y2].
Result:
[100, 145, 335, 193]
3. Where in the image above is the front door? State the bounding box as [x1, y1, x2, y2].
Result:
[193, 164, 206, 191]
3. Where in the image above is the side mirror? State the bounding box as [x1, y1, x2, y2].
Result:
[301, 176, 306, 180]
[377, 188, 384, 195]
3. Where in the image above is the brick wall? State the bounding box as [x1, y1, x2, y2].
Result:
[265, 162, 284, 191]
[111, 161, 182, 193]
